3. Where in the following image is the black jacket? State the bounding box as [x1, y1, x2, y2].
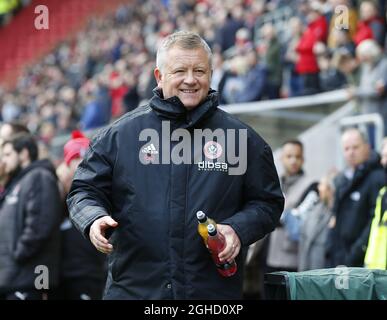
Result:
[67, 89, 284, 300]
[326, 152, 384, 267]
[0, 160, 62, 293]
[59, 204, 107, 281]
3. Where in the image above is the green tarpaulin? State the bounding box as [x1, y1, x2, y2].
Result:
[265, 268, 387, 300]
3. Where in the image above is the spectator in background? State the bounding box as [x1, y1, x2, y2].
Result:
[0, 121, 29, 145]
[353, 0, 385, 47]
[109, 70, 128, 119]
[234, 48, 267, 103]
[295, 0, 328, 95]
[1, 93, 21, 122]
[283, 16, 304, 97]
[122, 72, 140, 113]
[80, 80, 111, 131]
[214, 10, 245, 53]
[54, 131, 106, 300]
[223, 27, 253, 59]
[298, 172, 336, 271]
[0, 134, 62, 300]
[355, 39, 387, 134]
[316, 43, 347, 91]
[0, 121, 30, 189]
[364, 137, 387, 270]
[210, 52, 224, 92]
[259, 23, 282, 99]
[336, 48, 360, 86]
[329, 29, 356, 57]
[326, 128, 384, 267]
[218, 55, 249, 104]
[266, 140, 315, 273]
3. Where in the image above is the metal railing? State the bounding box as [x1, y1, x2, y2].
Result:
[220, 89, 350, 114]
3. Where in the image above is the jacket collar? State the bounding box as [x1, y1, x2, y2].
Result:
[336, 151, 382, 201]
[149, 88, 219, 128]
[353, 151, 381, 180]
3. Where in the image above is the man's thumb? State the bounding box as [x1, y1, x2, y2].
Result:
[101, 216, 118, 228]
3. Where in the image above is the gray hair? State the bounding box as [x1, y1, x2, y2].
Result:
[356, 39, 382, 62]
[156, 31, 212, 73]
[341, 127, 369, 144]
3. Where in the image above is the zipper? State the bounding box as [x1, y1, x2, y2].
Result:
[182, 159, 190, 300]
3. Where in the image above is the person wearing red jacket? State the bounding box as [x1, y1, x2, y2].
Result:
[295, 1, 328, 95]
[353, 1, 385, 47]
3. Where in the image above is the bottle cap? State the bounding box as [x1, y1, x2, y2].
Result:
[207, 224, 216, 235]
[196, 211, 206, 222]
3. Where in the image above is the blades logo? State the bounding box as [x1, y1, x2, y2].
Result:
[200, 141, 228, 173]
[203, 141, 222, 160]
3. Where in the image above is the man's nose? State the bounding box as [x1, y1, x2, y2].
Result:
[184, 71, 197, 85]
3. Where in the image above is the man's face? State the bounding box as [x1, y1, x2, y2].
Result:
[154, 46, 211, 110]
[341, 131, 369, 169]
[360, 2, 375, 21]
[1, 143, 21, 176]
[381, 143, 387, 168]
[281, 143, 304, 176]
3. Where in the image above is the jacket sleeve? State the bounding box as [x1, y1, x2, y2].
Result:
[221, 134, 285, 246]
[347, 172, 384, 265]
[67, 128, 116, 237]
[13, 171, 62, 263]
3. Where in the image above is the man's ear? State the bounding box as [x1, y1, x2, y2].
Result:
[154, 68, 162, 87]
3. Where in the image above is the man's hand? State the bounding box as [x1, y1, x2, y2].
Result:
[89, 216, 118, 254]
[217, 224, 241, 263]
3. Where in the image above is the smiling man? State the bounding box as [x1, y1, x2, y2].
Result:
[154, 42, 211, 110]
[67, 31, 284, 300]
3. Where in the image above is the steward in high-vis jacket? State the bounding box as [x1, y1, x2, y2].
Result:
[364, 186, 387, 270]
[364, 138, 387, 270]
[67, 31, 284, 300]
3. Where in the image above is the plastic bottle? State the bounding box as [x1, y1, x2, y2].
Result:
[206, 223, 237, 277]
[196, 211, 216, 246]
